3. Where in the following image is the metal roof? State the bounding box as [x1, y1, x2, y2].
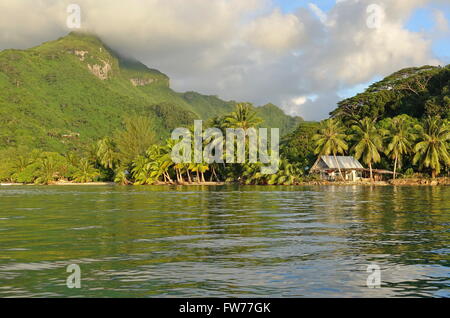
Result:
[319, 156, 364, 170]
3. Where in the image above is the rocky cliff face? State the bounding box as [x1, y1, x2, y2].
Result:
[88, 59, 112, 80]
[130, 77, 154, 86]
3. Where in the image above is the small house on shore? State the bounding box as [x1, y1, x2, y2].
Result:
[310, 156, 364, 181]
[310, 156, 394, 181]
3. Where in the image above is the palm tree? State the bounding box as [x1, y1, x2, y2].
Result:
[185, 163, 193, 183]
[209, 163, 221, 182]
[188, 163, 198, 182]
[114, 168, 131, 185]
[267, 160, 301, 185]
[131, 156, 153, 185]
[208, 116, 227, 133]
[385, 117, 414, 179]
[97, 137, 117, 170]
[11, 152, 32, 174]
[86, 143, 100, 164]
[241, 163, 263, 185]
[34, 156, 58, 185]
[312, 118, 348, 181]
[241, 160, 302, 185]
[173, 162, 185, 183]
[351, 117, 383, 181]
[73, 159, 100, 183]
[149, 145, 174, 184]
[198, 163, 209, 183]
[224, 103, 263, 130]
[413, 117, 450, 178]
[189, 163, 209, 183]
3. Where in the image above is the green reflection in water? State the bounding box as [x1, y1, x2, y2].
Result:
[0, 185, 448, 297]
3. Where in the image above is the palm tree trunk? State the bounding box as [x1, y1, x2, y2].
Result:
[165, 172, 173, 184]
[201, 172, 206, 183]
[187, 170, 192, 183]
[177, 169, 182, 183]
[333, 153, 345, 181]
[393, 156, 398, 180]
[196, 170, 200, 183]
[431, 169, 436, 179]
[369, 162, 373, 182]
[179, 170, 184, 183]
[212, 166, 220, 182]
[311, 156, 321, 172]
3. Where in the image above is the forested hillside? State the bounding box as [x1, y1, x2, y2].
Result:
[331, 65, 450, 122]
[0, 32, 300, 153]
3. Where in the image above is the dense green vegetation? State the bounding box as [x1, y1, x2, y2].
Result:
[331, 65, 450, 123]
[1, 102, 448, 184]
[283, 115, 449, 181]
[279, 65, 450, 181]
[0, 103, 304, 185]
[0, 32, 300, 153]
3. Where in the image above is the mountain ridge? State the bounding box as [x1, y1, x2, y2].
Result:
[0, 32, 301, 153]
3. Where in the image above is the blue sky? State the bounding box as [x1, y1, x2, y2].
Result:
[275, 0, 335, 13]
[407, 4, 450, 62]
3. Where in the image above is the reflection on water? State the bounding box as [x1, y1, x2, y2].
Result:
[0, 185, 448, 297]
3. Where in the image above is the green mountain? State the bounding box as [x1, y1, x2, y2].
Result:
[257, 103, 302, 135]
[331, 65, 450, 122]
[0, 32, 300, 153]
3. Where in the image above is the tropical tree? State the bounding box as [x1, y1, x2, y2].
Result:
[189, 163, 209, 183]
[72, 159, 100, 183]
[34, 153, 63, 185]
[385, 116, 415, 179]
[11, 153, 31, 174]
[97, 137, 117, 170]
[312, 118, 348, 181]
[266, 160, 302, 185]
[240, 160, 302, 185]
[224, 103, 263, 130]
[207, 116, 227, 133]
[131, 143, 175, 185]
[173, 162, 185, 183]
[209, 163, 221, 182]
[413, 117, 450, 178]
[131, 156, 153, 185]
[198, 163, 209, 183]
[86, 143, 100, 164]
[116, 116, 156, 165]
[241, 163, 264, 185]
[351, 117, 383, 181]
[114, 168, 131, 185]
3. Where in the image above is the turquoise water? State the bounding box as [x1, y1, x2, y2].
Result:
[0, 185, 448, 297]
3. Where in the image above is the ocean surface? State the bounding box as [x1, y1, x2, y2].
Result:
[0, 185, 448, 297]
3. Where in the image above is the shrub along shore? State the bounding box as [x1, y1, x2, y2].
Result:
[2, 177, 449, 186]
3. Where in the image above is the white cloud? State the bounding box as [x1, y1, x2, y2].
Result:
[0, 0, 445, 121]
[434, 9, 449, 33]
[245, 9, 305, 53]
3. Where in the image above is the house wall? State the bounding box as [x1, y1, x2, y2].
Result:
[320, 170, 362, 181]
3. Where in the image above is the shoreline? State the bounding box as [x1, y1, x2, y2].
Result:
[1, 178, 448, 187]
